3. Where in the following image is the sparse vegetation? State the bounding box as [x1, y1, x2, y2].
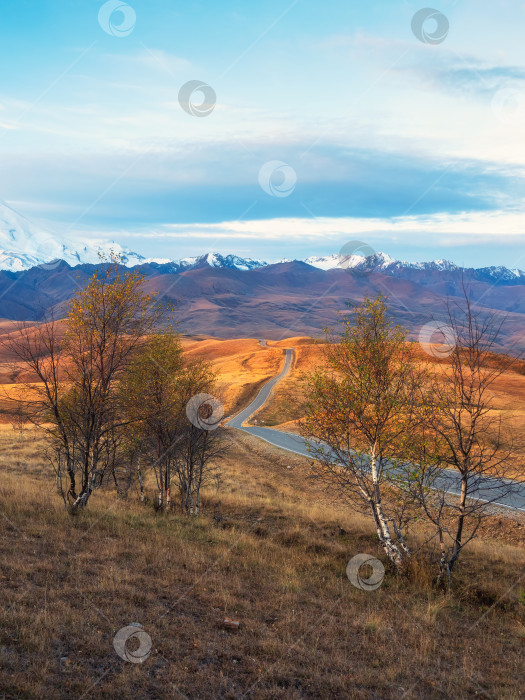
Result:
[2, 260, 168, 510]
[404, 289, 524, 583]
[0, 269, 524, 698]
[0, 427, 524, 699]
[121, 332, 222, 513]
[302, 293, 523, 584]
[301, 296, 436, 570]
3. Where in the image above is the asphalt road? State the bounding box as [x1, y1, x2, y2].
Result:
[225, 346, 525, 513]
[227, 347, 293, 429]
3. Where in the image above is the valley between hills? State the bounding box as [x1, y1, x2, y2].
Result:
[1, 329, 524, 698]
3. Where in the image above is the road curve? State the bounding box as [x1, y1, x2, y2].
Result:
[225, 344, 525, 513]
[226, 348, 294, 429]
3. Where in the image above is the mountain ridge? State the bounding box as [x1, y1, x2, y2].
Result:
[0, 201, 159, 271]
[0, 259, 524, 355]
[0, 202, 522, 282]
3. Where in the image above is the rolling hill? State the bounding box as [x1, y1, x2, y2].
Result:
[0, 259, 523, 353]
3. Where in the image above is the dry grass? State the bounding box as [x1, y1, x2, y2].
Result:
[247, 339, 320, 428]
[0, 336, 284, 423]
[182, 337, 284, 415]
[1, 426, 524, 699]
[2, 331, 522, 458]
[250, 338, 525, 476]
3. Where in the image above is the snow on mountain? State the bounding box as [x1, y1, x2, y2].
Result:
[304, 254, 341, 270]
[303, 252, 525, 281]
[305, 252, 454, 273]
[0, 204, 263, 273]
[178, 253, 266, 271]
[0, 200, 522, 283]
[0, 203, 77, 271]
[304, 252, 395, 270]
[475, 265, 525, 282]
[0, 202, 153, 272]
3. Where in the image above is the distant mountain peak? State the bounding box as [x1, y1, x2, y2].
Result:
[177, 253, 266, 272]
[304, 252, 458, 272]
[302, 252, 525, 278]
[0, 201, 156, 272]
[0, 202, 522, 283]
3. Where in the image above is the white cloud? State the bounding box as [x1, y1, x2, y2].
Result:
[90, 210, 525, 242]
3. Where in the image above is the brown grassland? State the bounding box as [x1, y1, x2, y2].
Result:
[0, 335, 524, 698]
[249, 338, 525, 478]
[0, 334, 284, 424]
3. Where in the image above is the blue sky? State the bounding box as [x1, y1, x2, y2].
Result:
[1, 0, 525, 267]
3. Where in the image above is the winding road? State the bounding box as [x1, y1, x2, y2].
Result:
[225, 343, 525, 513]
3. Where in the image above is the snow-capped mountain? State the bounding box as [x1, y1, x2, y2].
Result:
[0, 202, 156, 272]
[0, 203, 267, 273]
[150, 251, 525, 285]
[305, 252, 456, 273]
[305, 251, 397, 271]
[0, 200, 522, 283]
[177, 253, 265, 272]
[1, 251, 523, 355]
[304, 252, 525, 283]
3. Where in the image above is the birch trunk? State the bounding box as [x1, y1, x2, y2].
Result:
[71, 471, 97, 509]
[370, 448, 403, 568]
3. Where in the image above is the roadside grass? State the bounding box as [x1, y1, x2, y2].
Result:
[1, 428, 524, 698]
[253, 341, 525, 477]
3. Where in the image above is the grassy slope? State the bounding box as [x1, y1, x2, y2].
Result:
[181, 337, 284, 416]
[1, 425, 524, 699]
[0, 337, 284, 423]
